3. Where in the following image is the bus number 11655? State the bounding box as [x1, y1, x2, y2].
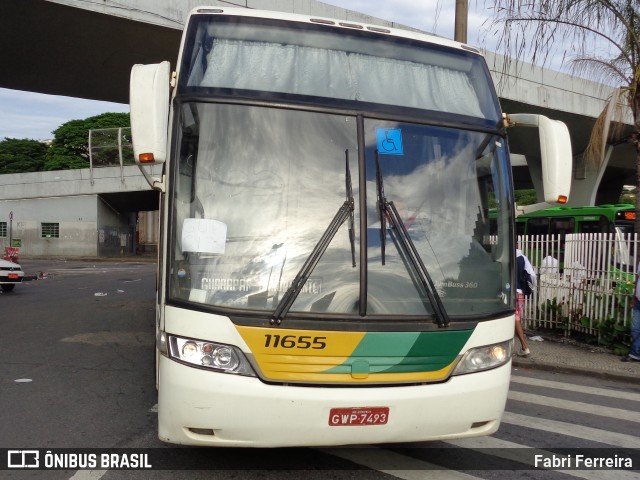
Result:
[264, 334, 327, 349]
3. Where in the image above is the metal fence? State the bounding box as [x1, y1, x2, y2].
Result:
[519, 233, 637, 342]
[88, 127, 134, 184]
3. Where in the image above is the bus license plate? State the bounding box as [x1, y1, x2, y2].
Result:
[329, 407, 389, 426]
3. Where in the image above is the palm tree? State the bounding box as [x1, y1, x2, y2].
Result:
[487, 0, 640, 230]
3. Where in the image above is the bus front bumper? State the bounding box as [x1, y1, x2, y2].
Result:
[157, 355, 511, 447]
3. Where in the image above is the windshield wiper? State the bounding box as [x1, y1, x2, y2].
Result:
[345, 150, 357, 268]
[271, 152, 356, 325]
[375, 151, 450, 328]
[375, 151, 388, 265]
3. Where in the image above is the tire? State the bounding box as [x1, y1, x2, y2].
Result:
[1, 284, 15, 292]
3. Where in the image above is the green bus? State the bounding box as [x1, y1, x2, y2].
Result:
[515, 204, 635, 237]
[515, 205, 636, 293]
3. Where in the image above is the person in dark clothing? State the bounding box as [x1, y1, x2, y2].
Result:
[515, 249, 536, 357]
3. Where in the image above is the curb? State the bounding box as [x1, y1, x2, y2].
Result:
[512, 357, 639, 383]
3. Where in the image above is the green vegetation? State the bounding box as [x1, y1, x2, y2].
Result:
[0, 138, 48, 174]
[620, 187, 635, 204]
[538, 296, 631, 356]
[487, 189, 537, 209]
[514, 189, 537, 206]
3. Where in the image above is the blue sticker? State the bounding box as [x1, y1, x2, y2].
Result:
[376, 128, 404, 155]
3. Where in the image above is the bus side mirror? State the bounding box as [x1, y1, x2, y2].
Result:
[507, 113, 572, 205]
[130, 61, 171, 165]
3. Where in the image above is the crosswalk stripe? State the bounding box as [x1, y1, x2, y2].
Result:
[501, 411, 640, 448]
[446, 436, 637, 480]
[319, 447, 481, 480]
[69, 470, 107, 480]
[508, 390, 640, 423]
[511, 375, 640, 402]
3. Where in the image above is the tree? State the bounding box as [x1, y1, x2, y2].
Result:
[514, 189, 537, 206]
[44, 112, 130, 171]
[0, 138, 48, 174]
[487, 1, 640, 230]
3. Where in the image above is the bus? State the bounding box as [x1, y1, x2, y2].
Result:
[515, 204, 636, 291]
[516, 204, 635, 237]
[129, 7, 572, 447]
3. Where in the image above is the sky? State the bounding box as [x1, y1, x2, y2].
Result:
[0, 1, 508, 141]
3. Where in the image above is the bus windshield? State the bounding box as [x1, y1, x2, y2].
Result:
[170, 103, 512, 319]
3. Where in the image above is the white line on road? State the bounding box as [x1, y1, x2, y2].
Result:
[501, 411, 640, 448]
[69, 470, 107, 480]
[508, 390, 640, 423]
[511, 375, 640, 402]
[320, 447, 481, 480]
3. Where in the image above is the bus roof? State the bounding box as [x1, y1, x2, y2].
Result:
[186, 6, 483, 58]
[517, 204, 634, 219]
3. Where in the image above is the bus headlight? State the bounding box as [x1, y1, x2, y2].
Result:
[452, 340, 512, 376]
[168, 335, 256, 376]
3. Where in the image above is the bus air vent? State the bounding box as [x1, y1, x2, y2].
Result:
[367, 26, 391, 34]
[310, 18, 336, 25]
[339, 22, 364, 29]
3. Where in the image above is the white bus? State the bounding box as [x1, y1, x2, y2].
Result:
[130, 7, 572, 447]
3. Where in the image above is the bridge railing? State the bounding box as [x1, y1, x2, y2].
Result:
[88, 127, 134, 184]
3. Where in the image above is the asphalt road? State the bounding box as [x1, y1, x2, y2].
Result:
[0, 260, 158, 450]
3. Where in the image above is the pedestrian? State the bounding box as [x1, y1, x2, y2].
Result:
[621, 262, 640, 362]
[515, 248, 536, 357]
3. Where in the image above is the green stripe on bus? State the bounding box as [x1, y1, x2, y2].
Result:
[324, 329, 473, 374]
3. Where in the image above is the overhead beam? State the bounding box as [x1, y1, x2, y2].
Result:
[1, 0, 181, 103]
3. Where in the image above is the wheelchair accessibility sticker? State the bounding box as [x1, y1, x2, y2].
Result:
[376, 128, 404, 155]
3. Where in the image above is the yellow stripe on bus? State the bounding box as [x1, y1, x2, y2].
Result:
[236, 325, 458, 383]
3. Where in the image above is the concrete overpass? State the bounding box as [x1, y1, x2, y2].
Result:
[0, 164, 160, 213]
[1, 0, 635, 206]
